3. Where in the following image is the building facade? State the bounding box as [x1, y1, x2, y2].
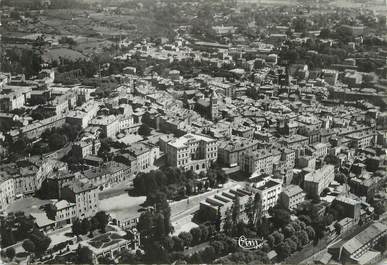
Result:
[279, 184, 306, 210]
[166, 133, 218, 173]
[303, 164, 335, 197]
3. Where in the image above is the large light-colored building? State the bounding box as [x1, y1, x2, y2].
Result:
[240, 149, 281, 175]
[0, 158, 66, 198]
[53, 199, 77, 228]
[0, 176, 15, 211]
[279, 185, 306, 210]
[322, 69, 339, 86]
[218, 137, 259, 168]
[166, 133, 218, 173]
[346, 132, 375, 149]
[72, 139, 101, 159]
[61, 179, 99, 219]
[329, 222, 387, 265]
[0, 92, 25, 112]
[9, 114, 67, 140]
[66, 101, 100, 129]
[90, 115, 120, 138]
[303, 164, 335, 197]
[126, 142, 160, 174]
[81, 162, 130, 190]
[249, 175, 283, 213]
[199, 187, 252, 229]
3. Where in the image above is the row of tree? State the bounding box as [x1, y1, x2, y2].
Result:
[265, 220, 316, 259]
[134, 167, 227, 202]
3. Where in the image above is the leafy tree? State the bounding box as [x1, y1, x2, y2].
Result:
[120, 249, 140, 264]
[48, 133, 67, 151]
[5, 247, 15, 260]
[178, 232, 193, 247]
[291, 234, 302, 250]
[319, 28, 331, 39]
[202, 246, 216, 263]
[22, 239, 36, 253]
[10, 137, 29, 154]
[199, 225, 209, 242]
[211, 240, 225, 256]
[72, 218, 82, 236]
[312, 217, 326, 241]
[154, 214, 166, 240]
[334, 222, 342, 235]
[94, 211, 109, 232]
[81, 219, 91, 235]
[30, 230, 51, 255]
[172, 236, 184, 251]
[137, 211, 154, 239]
[253, 193, 263, 225]
[299, 215, 312, 225]
[286, 238, 297, 253]
[190, 252, 203, 263]
[270, 208, 291, 228]
[297, 230, 309, 246]
[292, 221, 301, 232]
[232, 195, 241, 224]
[45, 204, 57, 220]
[163, 236, 175, 252]
[98, 138, 111, 160]
[138, 124, 151, 137]
[277, 241, 291, 259]
[1, 227, 16, 247]
[284, 225, 296, 238]
[223, 208, 234, 234]
[306, 226, 316, 240]
[190, 227, 202, 245]
[267, 234, 275, 248]
[324, 213, 335, 226]
[90, 216, 100, 236]
[257, 216, 271, 237]
[374, 202, 386, 216]
[143, 240, 170, 263]
[272, 231, 285, 246]
[76, 245, 93, 264]
[298, 220, 307, 230]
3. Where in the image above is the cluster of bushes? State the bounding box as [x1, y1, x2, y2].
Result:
[265, 219, 316, 259]
[170, 224, 218, 251]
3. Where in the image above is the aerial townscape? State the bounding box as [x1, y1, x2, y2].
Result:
[0, 0, 387, 264]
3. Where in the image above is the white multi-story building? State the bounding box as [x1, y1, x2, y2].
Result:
[72, 139, 101, 159]
[119, 115, 134, 131]
[90, 115, 120, 138]
[0, 176, 15, 211]
[66, 101, 100, 129]
[249, 176, 282, 213]
[346, 132, 375, 149]
[54, 200, 77, 228]
[279, 185, 306, 210]
[240, 149, 281, 175]
[303, 164, 335, 197]
[166, 133, 218, 173]
[61, 179, 99, 219]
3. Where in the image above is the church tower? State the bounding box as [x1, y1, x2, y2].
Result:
[210, 90, 218, 121]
